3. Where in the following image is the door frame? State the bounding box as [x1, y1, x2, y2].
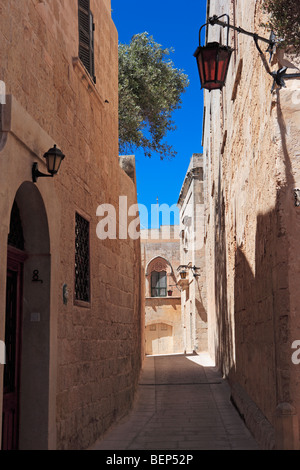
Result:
[2, 246, 27, 450]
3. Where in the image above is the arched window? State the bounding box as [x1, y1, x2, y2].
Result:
[151, 270, 167, 297]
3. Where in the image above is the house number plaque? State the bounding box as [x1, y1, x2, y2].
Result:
[32, 270, 43, 284]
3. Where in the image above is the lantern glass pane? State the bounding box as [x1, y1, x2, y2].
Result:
[202, 47, 218, 83]
[46, 153, 63, 174]
[195, 42, 233, 91]
[46, 154, 56, 173]
[217, 48, 232, 83]
[54, 156, 62, 172]
[196, 52, 205, 89]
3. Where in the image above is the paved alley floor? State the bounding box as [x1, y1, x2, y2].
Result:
[90, 353, 259, 451]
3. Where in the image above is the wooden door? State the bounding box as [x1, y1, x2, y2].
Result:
[2, 251, 24, 450]
[146, 323, 173, 355]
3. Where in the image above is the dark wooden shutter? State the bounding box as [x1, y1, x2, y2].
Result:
[78, 0, 96, 82]
[89, 11, 95, 81]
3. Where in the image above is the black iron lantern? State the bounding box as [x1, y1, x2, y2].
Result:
[194, 41, 233, 91]
[44, 145, 65, 175]
[32, 145, 65, 183]
[194, 14, 233, 92]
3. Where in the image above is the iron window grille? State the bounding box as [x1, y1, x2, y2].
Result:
[75, 213, 90, 303]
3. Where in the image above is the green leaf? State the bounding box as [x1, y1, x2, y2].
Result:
[261, 0, 300, 52]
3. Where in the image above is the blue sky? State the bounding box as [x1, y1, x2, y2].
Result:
[111, 0, 207, 229]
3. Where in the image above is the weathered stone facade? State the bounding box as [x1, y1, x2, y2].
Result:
[141, 227, 183, 355]
[203, 0, 300, 450]
[178, 154, 207, 353]
[0, 0, 143, 450]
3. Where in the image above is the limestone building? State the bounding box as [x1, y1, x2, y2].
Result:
[177, 154, 207, 354]
[141, 226, 183, 355]
[0, 0, 143, 450]
[202, 0, 300, 450]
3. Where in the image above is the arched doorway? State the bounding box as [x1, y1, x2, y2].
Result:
[2, 182, 51, 450]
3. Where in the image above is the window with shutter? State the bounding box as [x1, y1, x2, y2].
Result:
[78, 0, 96, 83]
[151, 271, 167, 298]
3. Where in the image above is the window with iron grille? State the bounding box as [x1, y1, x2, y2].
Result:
[78, 0, 96, 82]
[151, 271, 167, 298]
[75, 213, 90, 303]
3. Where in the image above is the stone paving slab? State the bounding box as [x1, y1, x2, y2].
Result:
[90, 353, 259, 451]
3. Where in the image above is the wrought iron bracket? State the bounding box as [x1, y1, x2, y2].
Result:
[206, 15, 276, 55]
[32, 162, 53, 183]
[205, 15, 300, 92]
[271, 67, 300, 93]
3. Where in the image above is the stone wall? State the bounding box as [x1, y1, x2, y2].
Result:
[0, 0, 143, 450]
[203, 0, 300, 449]
[178, 154, 207, 353]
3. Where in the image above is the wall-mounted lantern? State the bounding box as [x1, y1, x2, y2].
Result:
[194, 14, 233, 91]
[177, 264, 200, 280]
[195, 14, 300, 93]
[177, 265, 188, 279]
[32, 145, 65, 183]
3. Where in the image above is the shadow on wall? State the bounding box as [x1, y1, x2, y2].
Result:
[147, 298, 180, 313]
[194, 267, 207, 324]
[195, 298, 207, 323]
[213, 89, 297, 445]
[214, 189, 234, 377]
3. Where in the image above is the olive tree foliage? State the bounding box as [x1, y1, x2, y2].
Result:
[118, 32, 189, 159]
[262, 0, 300, 53]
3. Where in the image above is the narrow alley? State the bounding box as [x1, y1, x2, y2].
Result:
[90, 353, 259, 451]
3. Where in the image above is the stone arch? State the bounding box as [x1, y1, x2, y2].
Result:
[145, 256, 176, 297]
[145, 256, 174, 276]
[8, 182, 51, 450]
[146, 318, 175, 328]
[14, 182, 50, 254]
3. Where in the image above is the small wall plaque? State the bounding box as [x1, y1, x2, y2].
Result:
[31, 312, 40, 323]
[32, 270, 43, 283]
